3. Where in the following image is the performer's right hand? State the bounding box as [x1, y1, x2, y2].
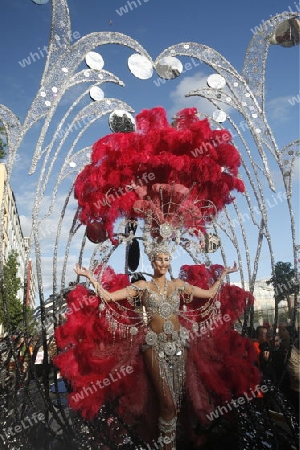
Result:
[74, 264, 112, 301]
[74, 263, 93, 280]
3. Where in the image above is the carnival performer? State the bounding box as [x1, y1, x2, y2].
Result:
[54, 106, 261, 449]
[73, 255, 237, 450]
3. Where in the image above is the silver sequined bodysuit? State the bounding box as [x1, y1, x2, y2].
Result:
[141, 282, 190, 411]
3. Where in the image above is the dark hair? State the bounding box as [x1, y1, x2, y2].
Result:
[130, 272, 146, 283]
[255, 326, 267, 339]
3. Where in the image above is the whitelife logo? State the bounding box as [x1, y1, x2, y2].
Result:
[206, 384, 268, 421]
[71, 365, 133, 403]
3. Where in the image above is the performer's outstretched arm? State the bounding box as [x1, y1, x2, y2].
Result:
[74, 264, 145, 302]
[178, 262, 238, 299]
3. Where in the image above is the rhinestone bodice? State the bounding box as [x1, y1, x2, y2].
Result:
[143, 284, 182, 320]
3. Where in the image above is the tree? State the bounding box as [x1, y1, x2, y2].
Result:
[266, 261, 299, 325]
[0, 123, 7, 159]
[0, 251, 23, 333]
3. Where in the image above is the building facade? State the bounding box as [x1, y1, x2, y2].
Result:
[0, 163, 36, 311]
[234, 279, 292, 327]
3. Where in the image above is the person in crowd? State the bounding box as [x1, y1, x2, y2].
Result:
[286, 337, 300, 417]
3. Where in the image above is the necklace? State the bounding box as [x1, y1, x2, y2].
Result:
[152, 277, 168, 300]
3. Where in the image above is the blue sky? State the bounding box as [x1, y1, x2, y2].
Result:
[1, 0, 299, 132]
[0, 0, 299, 296]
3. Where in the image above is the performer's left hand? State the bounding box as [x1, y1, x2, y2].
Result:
[223, 261, 238, 275]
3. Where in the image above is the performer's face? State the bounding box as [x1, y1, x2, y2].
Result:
[152, 253, 170, 274]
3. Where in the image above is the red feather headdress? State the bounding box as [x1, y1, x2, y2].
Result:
[74, 106, 244, 247]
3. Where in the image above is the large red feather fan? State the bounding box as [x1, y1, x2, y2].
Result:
[74, 107, 244, 240]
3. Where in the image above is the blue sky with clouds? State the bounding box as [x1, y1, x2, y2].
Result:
[0, 0, 299, 296]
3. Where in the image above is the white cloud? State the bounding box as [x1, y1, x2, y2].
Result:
[32, 230, 97, 304]
[168, 71, 234, 121]
[39, 254, 79, 301]
[20, 215, 33, 237]
[293, 156, 300, 182]
[168, 72, 211, 118]
[18, 192, 87, 304]
[266, 96, 293, 122]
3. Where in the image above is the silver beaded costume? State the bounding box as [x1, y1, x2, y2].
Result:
[131, 282, 191, 411]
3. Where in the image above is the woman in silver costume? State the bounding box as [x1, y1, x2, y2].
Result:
[74, 244, 238, 450]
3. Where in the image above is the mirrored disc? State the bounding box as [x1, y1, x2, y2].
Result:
[85, 52, 104, 70]
[269, 18, 300, 47]
[128, 54, 153, 79]
[109, 110, 135, 133]
[89, 86, 104, 101]
[207, 74, 226, 89]
[212, 110, 227, 122]
[155, 56, 183, 79]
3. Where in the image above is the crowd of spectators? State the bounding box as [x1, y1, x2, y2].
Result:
[252, 323, 299, 417]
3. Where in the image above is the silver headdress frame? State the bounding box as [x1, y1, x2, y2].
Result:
[0, 5, 297, 298]
[0, 1, 299, 447]
[134, 182, 218, 265]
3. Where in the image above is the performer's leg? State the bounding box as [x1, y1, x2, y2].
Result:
[143, 347, 177, 450]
